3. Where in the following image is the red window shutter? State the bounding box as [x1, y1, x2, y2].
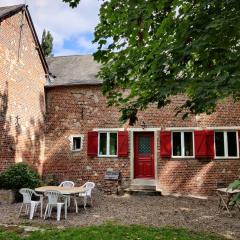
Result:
[194, 130, 214, 159]
[118, 131, 128, 157]
[194, 130, 207, 158]
[160, 131, 171, 158]
[87, 131, 98, 156]
[206, 130, 214, 159]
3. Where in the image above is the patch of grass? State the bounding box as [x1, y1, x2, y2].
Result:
[0, 231, 20, 240]
[0, 224, 226, 240]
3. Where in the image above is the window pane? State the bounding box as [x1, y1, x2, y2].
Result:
[73, 137, 81, 150]
[215, 132, 225, 156]
[184, 132, 193, 156]
[227, 132, 237, 157]
[99, 133, 107, 155]
[173, 132, 181, 156]
[138, 136, 151, 154]
[110, 133, 117, 155]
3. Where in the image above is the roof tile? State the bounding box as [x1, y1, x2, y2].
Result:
[46, 55, 102, 86]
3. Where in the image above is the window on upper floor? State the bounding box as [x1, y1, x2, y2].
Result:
[172, 131, 194, 158]
[215, 131, 239, 158]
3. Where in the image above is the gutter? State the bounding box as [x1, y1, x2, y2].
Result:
[44, 82, 102, 88]
[24, 6, 49, 75]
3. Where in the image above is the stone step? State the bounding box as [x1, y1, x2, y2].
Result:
[131, 179, 156, 186]
[130, 184, 156, 191]
[125, 178, 161, 196]
[124, 188, 161, 196]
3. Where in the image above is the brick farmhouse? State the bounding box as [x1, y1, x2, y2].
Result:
[0, 5, 47, 174]
[1, 4, 240, 197]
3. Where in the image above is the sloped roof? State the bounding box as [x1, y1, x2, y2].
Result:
[0, 4, 25, 20]
[46, 55, 102, 87]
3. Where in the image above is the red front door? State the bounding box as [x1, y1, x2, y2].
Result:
[134, 132, 154, 179]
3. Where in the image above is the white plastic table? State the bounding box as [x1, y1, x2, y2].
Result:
[35, 186, 85, 213]
[35, 186, 85, 195]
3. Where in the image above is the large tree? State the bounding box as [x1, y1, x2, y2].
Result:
[41, 29, 54, 57]
[63, 0, 240, 124]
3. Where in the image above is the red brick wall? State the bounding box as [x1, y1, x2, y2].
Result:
[157, 159, 240, 196]
[44, 85, 240, 196]
[0, 11, 46, 172]
[44, 86, 130, 190]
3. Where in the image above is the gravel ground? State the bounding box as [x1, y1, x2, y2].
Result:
[0, 190, 239, 239]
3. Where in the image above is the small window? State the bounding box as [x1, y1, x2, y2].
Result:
[73, 137, 81, 150]
[99, 132, 117, 157]
[172, 131, 194, 158]
[69, 135, 83, 152]
[215, 131, 238, 158]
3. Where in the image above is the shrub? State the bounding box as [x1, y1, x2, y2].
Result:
[228, 179, 240, 205]
[0, 163, 41, 190]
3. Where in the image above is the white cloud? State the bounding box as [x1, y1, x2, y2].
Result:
[0, 0, 101, 55]
[77, 36, 98, 54]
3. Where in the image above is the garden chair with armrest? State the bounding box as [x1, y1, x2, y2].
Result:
[19, 188, 43, 219]
[59, 181, 75, 207]
[74, 182, 95, 212]
[44, 190, 68, 221]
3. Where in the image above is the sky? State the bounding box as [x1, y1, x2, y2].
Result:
[0, 0, 101, 56]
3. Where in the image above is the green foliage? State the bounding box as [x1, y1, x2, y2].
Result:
[228, 179, 240, 205]
[92, 0, 240, 123]
[41, 29, 53, 57]
[228, 179, 240, 190]
[62, 0, 81, 8]
[62, 0, 240, 123]
[0, 163, 41, 190]
[0, 224, 225, 240]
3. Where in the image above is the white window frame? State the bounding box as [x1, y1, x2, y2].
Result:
[98, 132, 118, 157]
[214, 131, 239, 159]
[171, 131, 195, 158]
[69, 134, 84, 152]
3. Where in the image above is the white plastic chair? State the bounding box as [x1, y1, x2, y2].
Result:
[59, 181, 75, 188]
[44, 190, 67, 221]
[59, 181, 75, 207]
[74, 182, 95, 212]
[19, 188, 43, 220]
